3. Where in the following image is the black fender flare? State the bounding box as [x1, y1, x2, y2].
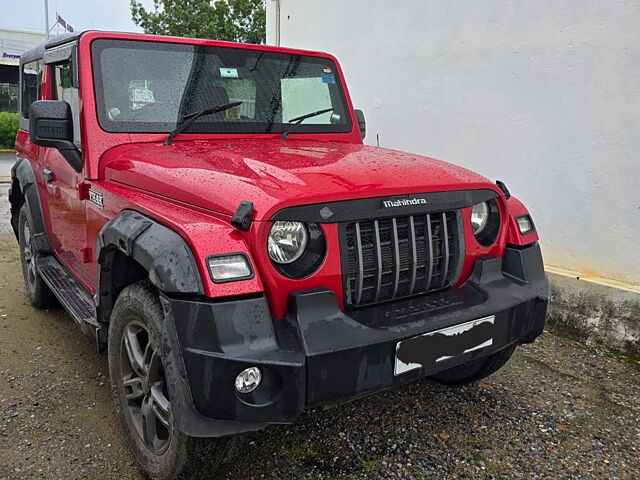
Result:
[96, 210, 204, 295]
[9, 157, 52, 253]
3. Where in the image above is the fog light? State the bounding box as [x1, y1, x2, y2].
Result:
[235, 367, 262, 394]
[517, 215, 535, 234]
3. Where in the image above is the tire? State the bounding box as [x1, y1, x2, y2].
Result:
[108, 280, 235, 480]
[18, 204, 57, 309]
[430, 345, 517, 386]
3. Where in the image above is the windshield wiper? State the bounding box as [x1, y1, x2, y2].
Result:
[164, 101, 243, 146]
[280, 107, 334, 141]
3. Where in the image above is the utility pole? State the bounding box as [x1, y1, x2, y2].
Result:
[44, 0, 50, 39]
[275, 0, 281, 46]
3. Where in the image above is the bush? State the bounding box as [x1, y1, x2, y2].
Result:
[0, 112, 19, 150]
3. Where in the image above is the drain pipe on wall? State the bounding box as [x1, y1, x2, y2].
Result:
[275, 0, 281, 46]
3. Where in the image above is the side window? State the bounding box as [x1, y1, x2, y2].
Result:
[21, 60, 42, 119]
[280, 77, 332, 123]
[53, 60, 81, 145]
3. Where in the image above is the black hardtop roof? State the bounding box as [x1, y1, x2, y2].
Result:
[19, 30, 331, 65]
[20, 31, 87, 64]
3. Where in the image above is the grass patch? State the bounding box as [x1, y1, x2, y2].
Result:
[280, 444, 306, 460]
[612, 351, 640, 369]
[360, 458, 376, 470]
[474, 438, 491, 449]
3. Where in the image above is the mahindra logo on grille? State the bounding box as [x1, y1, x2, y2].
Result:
[382, 197, 428, 208]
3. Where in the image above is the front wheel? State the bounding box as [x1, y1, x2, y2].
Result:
[108, 281, 235, 480]
[18, 205, 57, 309]
[430, 345, 517, 386]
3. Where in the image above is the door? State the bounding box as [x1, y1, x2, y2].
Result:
[40, 56, 91, 287]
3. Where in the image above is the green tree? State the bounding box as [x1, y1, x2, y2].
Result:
[0, 112, 19, 149]
[130, 0, 266, 44]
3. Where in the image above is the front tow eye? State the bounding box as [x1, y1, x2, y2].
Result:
[231, 201, 254, 231]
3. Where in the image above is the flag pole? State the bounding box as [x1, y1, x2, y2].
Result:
[44, 0, 49, 39]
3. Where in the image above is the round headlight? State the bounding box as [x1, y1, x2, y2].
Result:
[471, 202, 490, 234]
[268, 221, 308, 264]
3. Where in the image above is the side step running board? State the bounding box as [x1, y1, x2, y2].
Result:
[35, 255, 99, 335]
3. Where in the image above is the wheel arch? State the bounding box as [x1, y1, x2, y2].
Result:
[9, 157, 52, 253]
[95, 210, 204, 328]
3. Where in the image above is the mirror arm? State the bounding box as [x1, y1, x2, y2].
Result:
[60, 147, 82, 173]
[354, 109, 366, 140]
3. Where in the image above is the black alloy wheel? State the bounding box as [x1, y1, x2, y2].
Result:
[120, 320, 172, 455]
[108, 281, 237, 480]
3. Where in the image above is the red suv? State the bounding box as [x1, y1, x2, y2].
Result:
[10, 31, 547, 479]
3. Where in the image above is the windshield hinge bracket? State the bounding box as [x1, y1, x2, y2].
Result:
[495, 180, 511, 199]
[231, 201, 254, 231]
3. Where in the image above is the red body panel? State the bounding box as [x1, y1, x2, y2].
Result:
[505, 196, 540, 246]
[14, 31, 540, 320]
[100, 139, 503, 220]
[84, 180, 264, 298]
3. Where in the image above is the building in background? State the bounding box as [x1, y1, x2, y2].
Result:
[266, 0, 640, 354]
[0, 28, 46, 112]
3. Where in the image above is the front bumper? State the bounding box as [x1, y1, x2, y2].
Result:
[160, 244, 548, 437]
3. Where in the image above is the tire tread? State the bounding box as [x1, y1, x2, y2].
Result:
[430, 345, 517, 386]
[18, 205, 57, 309]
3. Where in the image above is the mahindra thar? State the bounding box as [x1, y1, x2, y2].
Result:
[10, 31, 548, 479]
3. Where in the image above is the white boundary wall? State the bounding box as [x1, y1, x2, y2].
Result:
[266, 0, 640, 288]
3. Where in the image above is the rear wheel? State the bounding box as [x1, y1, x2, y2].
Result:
[430, 345, 517, 386]
[108, 281, 235, 480]
[18, 205, 57, 309]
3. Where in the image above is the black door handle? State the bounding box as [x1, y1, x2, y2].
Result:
[42, 169, 54, 183]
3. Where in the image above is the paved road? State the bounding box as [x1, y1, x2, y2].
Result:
[0, 151, 15, 184]
[0, 185, 10, 232]
[0, 190, 638, 480]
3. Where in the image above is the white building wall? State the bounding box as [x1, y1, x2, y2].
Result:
[0, 28, 47, 66]
[267, 0, 640, 287]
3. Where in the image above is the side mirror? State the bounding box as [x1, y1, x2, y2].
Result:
[354, 109, 366, 140]
[29, 100, 82, 173]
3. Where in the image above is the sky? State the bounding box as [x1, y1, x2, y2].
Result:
[1, 0, 155, 34]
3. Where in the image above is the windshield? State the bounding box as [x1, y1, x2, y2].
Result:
[91, 39, 352, 135]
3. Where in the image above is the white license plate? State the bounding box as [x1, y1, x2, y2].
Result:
[394, 316, 495, 376]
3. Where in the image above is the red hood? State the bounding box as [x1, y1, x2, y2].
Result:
[102, 139, 498, 221]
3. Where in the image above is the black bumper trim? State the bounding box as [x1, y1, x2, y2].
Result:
[162, 244, 548, 437]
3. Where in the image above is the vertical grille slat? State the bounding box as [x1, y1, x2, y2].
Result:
[354, 222, 364, 305]
[373, 220, 383, 302]
[408, 216, 418, 294]
[425, 213, 434, 291]
[391, 217, 400, 298]
[441, 211, 450, 289]
[343, 210, 460, 308]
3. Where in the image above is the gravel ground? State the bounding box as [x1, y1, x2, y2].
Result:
[0, 186, 638, 480]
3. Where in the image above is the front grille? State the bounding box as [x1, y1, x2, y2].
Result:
[342, 211, 461, 307]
